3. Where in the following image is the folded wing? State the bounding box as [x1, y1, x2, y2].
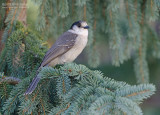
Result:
[41, 32, 78, 67]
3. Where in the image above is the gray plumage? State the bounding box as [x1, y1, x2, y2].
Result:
[24, 21, 89, 95]
[41, 32, 78, 67]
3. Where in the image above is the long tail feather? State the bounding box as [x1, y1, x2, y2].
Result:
[24, 76, 40, 95]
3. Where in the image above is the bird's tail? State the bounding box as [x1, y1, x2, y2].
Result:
[24, 75, 40, 95]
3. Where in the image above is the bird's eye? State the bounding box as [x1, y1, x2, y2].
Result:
[77, 23, 81, 27]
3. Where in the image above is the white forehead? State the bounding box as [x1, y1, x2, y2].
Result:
[81, 22, 88, 27]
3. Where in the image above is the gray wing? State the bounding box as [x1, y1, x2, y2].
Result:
[40, 31, 78, 67]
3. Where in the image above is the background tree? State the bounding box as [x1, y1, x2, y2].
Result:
[0, 0, 160, 114]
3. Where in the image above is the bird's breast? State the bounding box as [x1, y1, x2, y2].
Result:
[59, 35, 88, 63]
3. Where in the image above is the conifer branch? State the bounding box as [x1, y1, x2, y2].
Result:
[0, 0, 159, 114]
[83, 5, 86, 20]
[125, 1, 132, 28]
[40, 98, 46, 115]
[0, 77, 21, 85]
[8, 7, 18, 33]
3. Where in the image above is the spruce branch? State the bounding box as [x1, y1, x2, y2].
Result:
[1, 63, 156, 115]
[116, 84, 156, 102]
[0, 0, 159, 114]
[43, 63, 155, 115]
[115, 97, 143, 115]
[1, 0, 159, 84]
[0, 76, 21, 85]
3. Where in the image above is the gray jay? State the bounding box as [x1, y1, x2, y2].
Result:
[24, 21, 89, 95]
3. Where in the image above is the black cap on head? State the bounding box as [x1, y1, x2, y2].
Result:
[70, 21, 89, 29]
[70, 20, 82, 29]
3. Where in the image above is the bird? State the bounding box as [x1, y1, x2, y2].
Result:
[24, 21, 89, 95]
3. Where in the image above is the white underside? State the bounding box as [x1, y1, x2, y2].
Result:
[49, 32, 88, 66]
[48, 26, 88, 66]
[59, 35, 88, 63]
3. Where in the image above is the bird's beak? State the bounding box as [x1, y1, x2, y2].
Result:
[83, 25, 89, 29]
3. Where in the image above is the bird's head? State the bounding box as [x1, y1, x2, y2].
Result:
[69, 21, 89, 36]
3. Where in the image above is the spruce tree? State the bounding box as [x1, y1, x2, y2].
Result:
[0, 0, 159, 114]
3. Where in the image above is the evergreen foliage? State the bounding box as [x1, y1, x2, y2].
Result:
[0, 22, 47, 77]
[0, 0, 159, 114]
[1, 0, 160, 83]
[1, 63, 156, 115]
[0, 0, 6, 30]
[29, 0, 160, 83]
